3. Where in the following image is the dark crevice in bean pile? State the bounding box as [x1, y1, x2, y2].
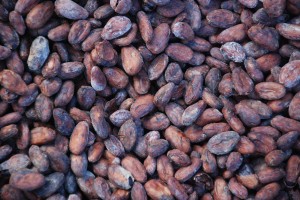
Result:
[0, 0, 300, 199]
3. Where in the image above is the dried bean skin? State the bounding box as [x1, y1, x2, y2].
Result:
[220, 42, 246, 63]
[0, 69, 28, 95]
[279, 60, 300, 88]
[137, 11, 153, 43]
[207, 131, 240, 155]
[207, 9, 239, 28]
[0, 21, 20, 50]
[156, 0, 185, 18]
[69, 121, 89, 155]
[25, 1, 54, 30]
[9, 169, 45, 191]
[101, 16, 132, 40]
[9, 11, 26, 36]
[146, 23, 170, 55]
[27, 36, 50, 73]
[0, 0, 299, 199]
[255, 82, 286, 100]
[248, 24, 280, 51]
[55, 0, 89, 20]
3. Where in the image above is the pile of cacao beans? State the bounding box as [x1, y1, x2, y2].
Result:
[0, 0, 300, 199]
